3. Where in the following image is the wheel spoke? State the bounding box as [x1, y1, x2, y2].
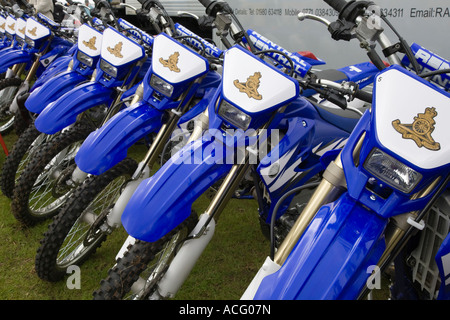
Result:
[56, 175, 128, 265]
[28, 142, 82, 215]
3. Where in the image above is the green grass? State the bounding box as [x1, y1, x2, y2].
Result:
[0, 132, 270, 300]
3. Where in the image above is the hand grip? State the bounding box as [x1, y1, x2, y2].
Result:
[324, 0, 349, 12]
[354, 89, 372, 103]
[199, 0, 213, 8]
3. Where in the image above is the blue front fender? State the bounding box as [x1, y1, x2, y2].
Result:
[254, 193, 387, 300]
[75, 101, 164, 175]
[35, 81, 115, 134]
[122, 138, 233, 242]
[26, 70, 87, 113]
[0, 41, 11, 51]
[31, 55, 73, 91]
[0, 49, 33, 73]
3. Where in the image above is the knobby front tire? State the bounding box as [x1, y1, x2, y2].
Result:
[0, 124, 48, 198]
[0, 77, 22, 135]
[93, 211, 198, 300]
[11, 123, 93, 226]
[35, 158, 138, 282]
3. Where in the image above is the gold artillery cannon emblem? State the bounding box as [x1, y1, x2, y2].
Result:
[107, 42, 123, 58]
[82, 36, 97, 51]
[392, 107, 440, 151]
[233, 72, 263, 100]
[28, 27, 37, 36]
[159, 51, 181, 73]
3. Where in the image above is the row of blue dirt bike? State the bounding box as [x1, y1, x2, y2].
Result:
[1, 0, 450, 300]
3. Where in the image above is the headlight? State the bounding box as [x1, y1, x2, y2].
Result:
[363, 148, 422, 193]
[150, 74, 174, 98]
[100, 59, 117, 78]
[218, 99, 252, 130]
[25, 36, 34, 48]
[77, 51, 93, 67]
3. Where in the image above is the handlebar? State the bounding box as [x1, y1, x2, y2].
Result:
[198, 0, 214, 12]
[312, 78, 373, 107]
[197, 0, 257, 53]
[175, 23, 223, 58]
[353, 87, 373, 103]
[324, 0, 349, 13]
[117, 18, 154, 47]
[320, 0, 407, 69]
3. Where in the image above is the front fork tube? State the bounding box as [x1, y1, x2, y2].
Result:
[25, 54, 42, 83]
[156, 161, 252, 298]
[90, 58, 146, 128]
[156, 111, 283, 298]
[9, 63, 30, 114]
[186, 108, 209, 144]
[10, 54, 44, 114]
[110, 77, 206, 230]
[274, 152, 347, 266]
[264, 126, 445, 298]
[69, 63, 148, 193]
[274, 132, 367, 266]
[6, 63, 26, 79]
[357, 175, 444, 299]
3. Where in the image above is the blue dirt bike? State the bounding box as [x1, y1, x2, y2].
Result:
[91, 0, 376, 300]
[0, 19, 104, 199]
[243, 0, 450, 300]
[0, 10, 77, 135]
[34, 15, 225, 282]
[0, 1, 122, 199]
[9, 11, 153, 226]
[0, 8, 12, 50]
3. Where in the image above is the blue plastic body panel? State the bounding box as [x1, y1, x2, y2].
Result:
[75, 70, 221, 175]
[341, 66, 450, 219]
[0, 48, 33, 73]
[35, 81, 115, 134]
[0, 39, 11, 50]
[121, 138, 233, 242]
[26, 70, 87, 113]
[75, 101, 164, 175]
[402, 43, 450, 91]
[30, 55, 73, 91]
[254, 193, 387, 300]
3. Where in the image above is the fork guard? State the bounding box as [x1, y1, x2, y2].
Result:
[0, 40, 11, 51]
[31, 55, 73, 91]
[0, 49, 34, 74]
[253, 193, 387, 300]
[121, 138, 233, 242]
[35, 81, 115, 134]
[75, 101, 164, 175]
[26, 70, 87, 113]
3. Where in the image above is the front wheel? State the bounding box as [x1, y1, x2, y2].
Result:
[0, 77, 22, 135]
[0, 124, 51, 198]
[93, 211, 198, 300]
[11, 124, 93, 226]
[35, 158, 138, 282]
